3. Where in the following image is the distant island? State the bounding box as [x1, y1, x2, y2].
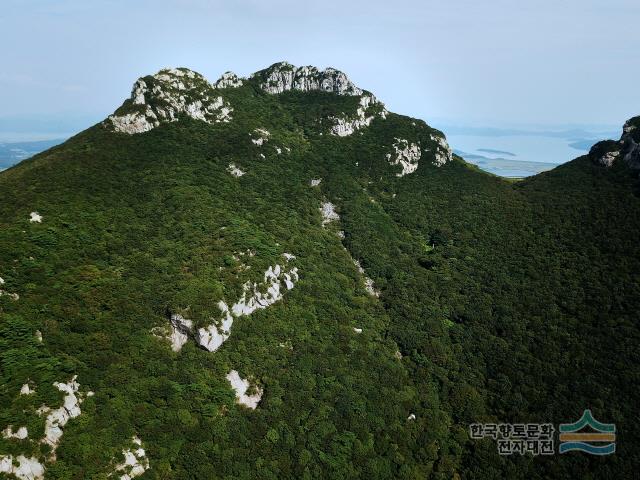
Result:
[477, 148, 516, 157]
[568, 139, 596, 151]
[453, 149, 557, 177]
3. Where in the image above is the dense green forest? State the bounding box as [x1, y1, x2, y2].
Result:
[1, 66, 638, 479]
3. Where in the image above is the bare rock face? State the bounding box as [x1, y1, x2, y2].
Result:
[254, 62, 363, 95]
[227, 163, 246, 177]
[0, 455, 45, 480]
[0, 376, 92, 480]
[42, 376, 92, 459]
[253, 62, 387, 137]
[107, 68, 233, 134]
[162, 254, 299, 353]
[430, 134, 453, 167]
[386, 138, 421, 176]
[113, 436, 149, 480]
[330, 94, 388, 137]
[320, 202, 339, 226]
[226, 370, 263, 409]
[167, 314, 193, 352]
[591, 116, 640, 169]
[214, 71, 244, 88]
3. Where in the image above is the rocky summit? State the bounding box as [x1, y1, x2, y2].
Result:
[0, 62, 639, 480]
[590, 116, 640, 169]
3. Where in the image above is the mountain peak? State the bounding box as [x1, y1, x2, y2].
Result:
[105, 63, 392, 138]
[106, 67, 233, 134]
[250, 61, 365, 96]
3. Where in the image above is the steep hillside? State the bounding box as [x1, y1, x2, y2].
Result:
[1, 63, 638, 480]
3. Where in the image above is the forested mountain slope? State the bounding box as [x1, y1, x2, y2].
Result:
[1, 63, 638, 479]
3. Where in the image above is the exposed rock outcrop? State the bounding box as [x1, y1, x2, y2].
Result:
[29, 212, 42, 223]
[196, 301, 234, 352]
[42, 376, 93, 460]
[430, 134, 453, 167]
[214, 71, 244, 88]
[330, 94, 387, 137]
[320, 202, 339, 226]
[163, 255, 299, 353]
[0, 376, 92, 480]
[20, 383, 34, 395]
[0, 455, 44, 480]
[227, 163, 246, 177]
[113, 436, 149, 480]
[105, 62, 395, 137]
[168, 314, 193, 352]
[226, 370, 263, 409]
[254, 62, 363, 96]
[107, 68, 233, 134]
[590, 116, 640, 169]
[251, 128, 270, 146]
[386, 138, 421, 176]
[2, 426, 28, 440]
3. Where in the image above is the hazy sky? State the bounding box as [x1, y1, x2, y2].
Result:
[1, 0, 639, 136]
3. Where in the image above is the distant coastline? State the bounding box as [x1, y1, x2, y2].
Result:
[477, 148, 516, 157]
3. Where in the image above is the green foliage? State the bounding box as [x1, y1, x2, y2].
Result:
[0, 83, 638, 479]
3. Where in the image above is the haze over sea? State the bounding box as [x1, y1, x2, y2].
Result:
[436, 123, 620, 177]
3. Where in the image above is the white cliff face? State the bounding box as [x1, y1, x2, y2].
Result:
[42, 376, 92, 460]
[230, 263, 299, 317]
[214, 71, 244, 88]
[255, 63, 385, 137]
[430, 134, 453, 167]
[196, 301, 234, 352]
[226, 370, 263, 409]
[0, 455, 45, 480]
[227, 163, 246, 177]
[108, 68, 233, 134]
[163, 255, 299, 353]
[251, 128, 270, 146]
[330, 94, 386, 137]
[256, 62, 363, 96]
[320, 202, 339, 226]
[114, 436, 149, 480]
[386, 138, 421, 177]
[168, 314, 193, 352]
[29, 212, 42, 223]
[2, 426, 28, 440]
[0, 376, 91, 480]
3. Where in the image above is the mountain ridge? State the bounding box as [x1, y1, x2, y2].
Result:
[0, 63, 639, 480]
